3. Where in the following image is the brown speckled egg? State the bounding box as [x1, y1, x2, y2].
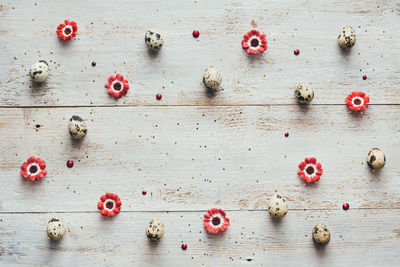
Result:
[145, 29, 164, 51]
[338, 26, 356, 49]
[367, 148, 385, 171]
[312, 224, 330, 245]
[47, 218, 66, 241]
[29, 60, 50, 83]
[295, 83, 314, 104]
[145, 218, 164, 240]
[203, 65, 222, 91]
[68, 115, 87, 140]
[267, 194, 288, 218]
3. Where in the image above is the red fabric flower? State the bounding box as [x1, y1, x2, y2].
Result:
[20, 156, 47, 181]
[203, 208, 230, 234]
[346, 92, 369, 112]
[104, 74, 130, 98]
[57, 20, 78, 41]
[97, 193, 121, 217]
[297, 157, 323, 183]
[241, 29, 268, 54]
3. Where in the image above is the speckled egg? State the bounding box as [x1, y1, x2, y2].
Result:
[338, 27, 356, 49]
[29, 60, 50, 82]
[295, 83, 314, 104]
[145, 29, 164, 51]
[47, 218, 66, 241]
[312, 224, 330, 245]
[68, 115, 87, 140]
[267, 194, 288, 218]
[145, 218, 164, 240]
[367, 148, 386, 171]
[203, 65, 222, 91]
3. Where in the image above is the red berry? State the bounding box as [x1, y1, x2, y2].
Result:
[181, 244, 187, 250]
[142, 190, 147, 195]
[294, 49, 300, 55]
[342, 203, 349, 210]
[362, 75, 367, 80]
[156, 93, 162, 100]
[284, 132, 289, 137]
[91, 61, 96, 67]
[192, 30, 200, 38]
[66, 160, 74, 168]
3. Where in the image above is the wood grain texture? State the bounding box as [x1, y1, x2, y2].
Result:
[1, 0, 400, 266]
[0, 0, 399, 106]
[0, 105, 399, 212]
[0, 210, 399, 266]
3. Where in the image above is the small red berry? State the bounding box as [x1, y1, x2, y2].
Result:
[362, 75, 367, 80]
[156, 93, 162, 100]
[284, 132, 289, 137]
[294, 49, 300, 55]
[181, 244, 187, 250]
[142, 190, 147, 195]
[192, 30, 200, 38]
[91, 61, 96, 67]
[342, 203, 349, 210]
[66, 160, 74, 168]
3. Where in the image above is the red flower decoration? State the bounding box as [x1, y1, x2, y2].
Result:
[97, 193, 121, 217]
[346, 92, 369, 112]
[297, 157, 323, 183]
[104, 74, 129, 98]
[20, 156, 47, 181]
[203, 208, 230, 234]
[241, 29, 268, 54]
[57, 20, 78, 41]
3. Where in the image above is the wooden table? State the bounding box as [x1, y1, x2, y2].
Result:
[0, 0, 399, 266]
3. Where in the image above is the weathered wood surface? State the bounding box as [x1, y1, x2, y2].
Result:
[0, 0, 400, 106]
[1, 0, 400, 266]
[0, 106, 399, 212]
[0, 210, 399, 266]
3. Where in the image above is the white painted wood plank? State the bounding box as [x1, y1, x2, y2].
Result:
[0, 0, 399, 106]
[0, 105, 399, 212]
[0, 210, 399, 266]
[1, 0, 399, 265]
